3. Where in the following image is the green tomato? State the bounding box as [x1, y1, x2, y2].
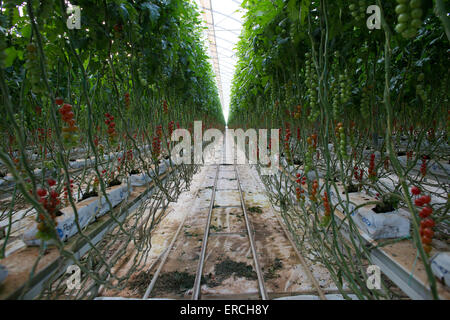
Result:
[411, 8, 423, 19]
[349, 4, 356, 11]
[395, 23, 407, 33]
[398, 13, 410, 23]
[395, 4, 408, 14]
[410, 19, 422, 29]
[409, 0, 421, 9]
[396, 0, 408, 3]
[418, 73, 425, 81]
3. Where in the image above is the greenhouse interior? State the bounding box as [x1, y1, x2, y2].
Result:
[0, 0, 449, 305]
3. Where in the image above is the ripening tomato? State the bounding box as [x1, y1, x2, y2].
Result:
[423, 244, 432, 254]
[421, 235, 432, 245]
[419, 206, 432, 218]
[421, 218, 435, 228]
[422, 228, 434, 238]
[420, 195, 431, 204]
[411, 186, 421, 195]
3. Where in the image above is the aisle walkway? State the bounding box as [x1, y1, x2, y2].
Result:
[100, 130, 348, 300]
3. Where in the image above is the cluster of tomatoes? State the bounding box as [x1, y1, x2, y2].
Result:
[63, 179, 74, 206]
[321, 191, 332, 226]
[406, 150, 413, 163]
[322, 191, 331, 217]
[295, 173, 306, 201]
[284, 125, 292, 164]
[35, 179, 61, 239]
[56, 99, 79, 148]
[411, 186, 434, 255]
[163, 100, 168, 115]
[309, 179, 319, 202]
[104, 113, 117, 143]
[335, 122, 347, 159]
[304, 134, 317, 173]
[368, 153, 377, 181]
[348, 0, 367, 22]
[395, 0, 423, 39]
[420, 156, 427, 177]
[124, 92, 130, 109]
[353, 166, 363, 181]
[167, 121, 175, 148]
[168, 121, 175, 137]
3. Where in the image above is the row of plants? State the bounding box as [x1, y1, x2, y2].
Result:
[0, 0, 224, 299]
[229, 0, 449, 299]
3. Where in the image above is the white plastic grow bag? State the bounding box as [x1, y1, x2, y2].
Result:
[430, 252, 450, 289]
[328, 190, 410, 239]
[23, 184, 131, 246]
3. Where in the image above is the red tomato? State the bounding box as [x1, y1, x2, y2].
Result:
[421, 235, 432, 245]
[419, 206, 432, 218]
[421, 218, 435, 228]
[37, 188, 47, 197]
[422, 228, 434, 238]
[411, 186, 421, 195]
[420, 195, 431, 204]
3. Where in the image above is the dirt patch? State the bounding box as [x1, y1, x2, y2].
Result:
[263, 258, 283, 280]
[128, 271, 211, 297]
[210, 224, 225, 232]
[248, 206, 263, 214]
[214, 258, 257, 281]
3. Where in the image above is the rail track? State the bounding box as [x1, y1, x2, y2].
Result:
[131, 133, 331, 300]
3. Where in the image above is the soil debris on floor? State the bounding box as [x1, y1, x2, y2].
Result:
[214, 258, 257, 281]
[248, 206, 263, 214]
[263, 258, 283, 280]
[128, 271, 212, 297]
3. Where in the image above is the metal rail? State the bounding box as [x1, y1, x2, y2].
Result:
[192, 134, 269, 300]
[234, 164, 269, 300]
[191, 163, 220, 300]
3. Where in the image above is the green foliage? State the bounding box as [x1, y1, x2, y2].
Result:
[0, 0, 225, 138]
[229, 0, 448, 131]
